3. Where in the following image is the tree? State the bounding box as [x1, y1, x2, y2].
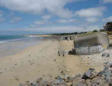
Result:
[93, 30, 98, 32]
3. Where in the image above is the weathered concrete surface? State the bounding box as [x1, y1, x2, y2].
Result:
[74, 32, 109, 55]
[75, 45, 104, 55]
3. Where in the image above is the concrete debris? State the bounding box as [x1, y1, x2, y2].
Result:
[19, 62, 112, 86]
[82, 68, 97, 80]
[102, 53, 110, 58]
[58, 49, 66, 57]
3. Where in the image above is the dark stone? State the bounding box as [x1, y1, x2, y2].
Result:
[82, 68, 96, 80]
[102, 53, 110, 58]
[72, 80, 87, 86]
[19, 62, 112, 86]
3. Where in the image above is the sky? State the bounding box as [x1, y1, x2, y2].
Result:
[0, 0, 112, 34]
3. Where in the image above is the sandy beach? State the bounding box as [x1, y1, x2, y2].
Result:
[0, 37, 112, 86]
[0, 40, 64, 86]
[0, 38, 91, 86]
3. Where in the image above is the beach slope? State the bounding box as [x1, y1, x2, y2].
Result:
[0, 40, 64, 86]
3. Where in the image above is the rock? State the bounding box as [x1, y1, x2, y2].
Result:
[109, 83, 112, 86]
[64, 75, 72, 82]
[103, 70, 111, 82]
[72, 75, 83, 86]
[24, 81, 31, 86]
[55, 76, 64, 83]
[77, 82, 87, 86]
[58, 50, 65, 57]
[86, 79, 91, 86]
[36, 77, 43, 83]
[19, 62, 112, 86]
[19, 83, 24, 86]
[51, 76, 68, 86]
[102, 53, 110, 58]
[82, 68, 96, 80]
[104, 62, 112, 68]
[39, 81, 51, 86]
[30, 83, 36, 86]
[90, 77, 105, 86]
[51, 80, 67, 86]
[101, 62, 112, 83]
[72, 79, 87, 86]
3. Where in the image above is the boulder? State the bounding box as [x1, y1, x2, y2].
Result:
[102, 53, 110, 58]
[82, 68, 97, 80]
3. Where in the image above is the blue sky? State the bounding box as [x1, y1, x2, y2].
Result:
[0, 0, 112, 34]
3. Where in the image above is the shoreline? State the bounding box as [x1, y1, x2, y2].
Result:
[0, 37, 44, 58]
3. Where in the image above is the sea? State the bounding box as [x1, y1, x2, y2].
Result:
[0, 35, 43, 57]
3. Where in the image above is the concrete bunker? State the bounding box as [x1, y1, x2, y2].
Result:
[58, 35, 75, 56]
[58, 32, 109, 56]
[74, 32, 109, 55]
[61, 35, 75, 40]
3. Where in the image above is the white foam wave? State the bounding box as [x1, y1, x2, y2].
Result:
[0, 41, 7, 44]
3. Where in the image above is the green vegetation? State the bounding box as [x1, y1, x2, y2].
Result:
[52, 32, 87, 36]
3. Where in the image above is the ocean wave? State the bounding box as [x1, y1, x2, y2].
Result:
[0, 41, 7, 44]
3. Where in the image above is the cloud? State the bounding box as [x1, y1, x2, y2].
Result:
[0, 17, 5, 22]
[27, 26, 85, 33]
[75, 7, 105, 23]
[57, 19, 76, 23]
[27, 24, 100, 33]
[0, 25, 84, 33]
[0, 10, 3, 17]
[103, 0, 112, 3]
[34, 20, 46, 25]
[31, 15, 52, 27]
[0, 23, 100, 33]
[31, 20, 50, 27]
[86, 25, 100, 31]
[10, 16, 22, 23]
[32, 15, 51, 27]
[0, 0, 78, 18]
[31, 18, 76, 27]
[75, 7, 105, 17]
[0, 11, 5, 22]
[42, 15, 51, 20]
[31, 25, 99, 33]
[103, 16, 112, 22]
[86, 17, 98, 23]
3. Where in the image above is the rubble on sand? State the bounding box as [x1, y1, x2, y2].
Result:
[19, 62, 112, 86]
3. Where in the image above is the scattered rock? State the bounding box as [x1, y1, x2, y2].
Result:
[82, 68, 96, 80]
[19, 62, 112, 86]
[102, 53, 110, 58]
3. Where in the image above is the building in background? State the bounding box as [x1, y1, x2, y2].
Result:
[104, 22, 112, 35]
